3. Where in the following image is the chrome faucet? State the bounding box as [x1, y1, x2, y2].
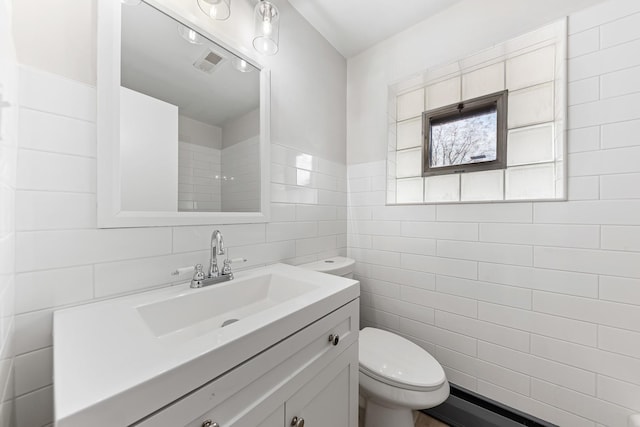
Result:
[209, 229, 225, 277]
[187, 230, 246, 288]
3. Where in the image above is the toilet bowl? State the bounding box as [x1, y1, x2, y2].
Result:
[299, 257, 450, 427]
[359, 327, 449, 427]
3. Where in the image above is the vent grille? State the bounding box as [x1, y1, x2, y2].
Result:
[193, 50, 225, 74]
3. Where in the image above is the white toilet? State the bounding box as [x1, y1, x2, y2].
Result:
[300, 257, 450, 427]
[299, 256, 356, 278]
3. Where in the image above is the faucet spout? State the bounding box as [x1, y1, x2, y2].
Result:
[209, 230, 225, 277]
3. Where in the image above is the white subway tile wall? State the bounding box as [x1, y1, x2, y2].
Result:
[12, 66, 347, 427]
[0, 3, 18, 423]
[390, 21, 566, 204]
[178, 141, 222, 212]
[221, 137, 260, 212]
[351, 3, 640, 426]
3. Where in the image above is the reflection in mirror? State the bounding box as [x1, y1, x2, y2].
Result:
[120, 1, 261, 213]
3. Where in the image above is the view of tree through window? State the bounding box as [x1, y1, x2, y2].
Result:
[429, 108, 498, 168]
[423, 90, 507, 176]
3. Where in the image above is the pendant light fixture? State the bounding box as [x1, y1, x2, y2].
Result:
[121, 0, 141, 5]
[253, 0, 279, 55]
[197, 0, 231, 21]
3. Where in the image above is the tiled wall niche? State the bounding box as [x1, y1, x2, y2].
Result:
[388, 20, 567, 204]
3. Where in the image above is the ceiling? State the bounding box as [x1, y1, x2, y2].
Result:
[288, 0, 463, 58]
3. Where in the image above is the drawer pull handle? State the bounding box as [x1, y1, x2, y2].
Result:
[201, 421, 219, 427]
[328, 334, 340, 346]
[291, 416, 305, 427]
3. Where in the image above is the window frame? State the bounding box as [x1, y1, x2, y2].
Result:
[422, 90, 508, 177]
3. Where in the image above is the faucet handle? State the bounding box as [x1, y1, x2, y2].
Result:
[193, 264, 205, 279]
[172, 264, 207, 287]
[222, 257, 246, 276]
[191, 264, 206, 288]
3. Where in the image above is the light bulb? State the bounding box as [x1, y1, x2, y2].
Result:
[197, 0, 230, 21]
[233, 57, 253, 73]
[262, 20, 272, 36]
[178, 24, 202, 45]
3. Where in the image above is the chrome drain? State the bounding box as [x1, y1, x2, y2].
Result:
[221, 318, 239, 327]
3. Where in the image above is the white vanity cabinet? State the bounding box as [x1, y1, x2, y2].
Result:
[134, 300, 359, 427]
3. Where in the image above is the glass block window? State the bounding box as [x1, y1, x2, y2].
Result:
[387, 19, 567, 204]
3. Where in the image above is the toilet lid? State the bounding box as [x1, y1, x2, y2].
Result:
[359, 328, 446, 391]
[299, 257, 355, 276]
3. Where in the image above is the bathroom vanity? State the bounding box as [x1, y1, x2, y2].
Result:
[53, 264, 360, 427]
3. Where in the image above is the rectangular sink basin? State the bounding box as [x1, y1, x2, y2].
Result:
[137, 273, 319, 339]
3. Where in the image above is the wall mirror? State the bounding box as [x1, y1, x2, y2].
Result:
[97, 0, 270, 227]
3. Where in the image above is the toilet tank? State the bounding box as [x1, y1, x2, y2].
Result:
[299, 257, 355, 279]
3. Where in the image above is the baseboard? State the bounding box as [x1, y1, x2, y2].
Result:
[423, 384, 558, 427]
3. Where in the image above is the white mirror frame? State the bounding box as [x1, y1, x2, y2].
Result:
[97, 0, 270, 228]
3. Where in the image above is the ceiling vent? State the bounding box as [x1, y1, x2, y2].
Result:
[193, 49, 225, 74]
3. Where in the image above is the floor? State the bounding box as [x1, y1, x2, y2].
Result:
[358, 408, 449, 427]
[414, 412, 450, 427]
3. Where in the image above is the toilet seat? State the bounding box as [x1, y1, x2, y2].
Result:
[359, 328, 446, 392]
[359, 365, 443, 392]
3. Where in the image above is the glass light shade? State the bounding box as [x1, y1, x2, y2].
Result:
[121, 0, 142, 5]
[253, 0, 279, 55]
[197, 0, 231, 21]
[177, 24, 203, 45]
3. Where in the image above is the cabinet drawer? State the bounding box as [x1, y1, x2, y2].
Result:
[133, 299, 359, 427]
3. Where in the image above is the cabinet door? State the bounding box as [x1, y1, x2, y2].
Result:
[256, 405, 284, 427]
[285, 343, 358, 427]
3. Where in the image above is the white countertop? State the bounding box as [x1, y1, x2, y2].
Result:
[53, 263, 359, 427]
